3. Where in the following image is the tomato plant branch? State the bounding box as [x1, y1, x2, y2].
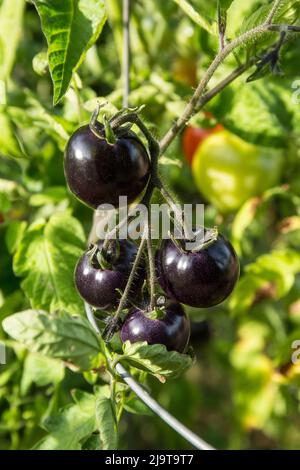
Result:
[84, 302, 215, 450]
[159, 23, 300, 153]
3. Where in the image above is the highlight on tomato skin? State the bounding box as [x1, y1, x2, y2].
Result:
[75, 239, 146, 310]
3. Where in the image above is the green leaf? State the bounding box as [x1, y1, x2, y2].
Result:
[95, 387, 118, 450]
[275, 328, 300, 367]
[32, 50, 48, 76]
[0, 362, 20, 387]
[0, 290, 4, 310]
[232, 197, 261, 255]
[247, 250, 300, 295]
[274, 0, 300, 24]
[0, 0, 25, 80]
[219, 0, 234, 9]
[34, 0, 107, 104]
[122, 341, 193, 379]
[0, 178, 25, 194]
[13, 213, 85, 314]
[33, 390, 96, 450]
[2, 310, 100, 371]
[20, 353, 65, 395]
[159, 155, 182, 167]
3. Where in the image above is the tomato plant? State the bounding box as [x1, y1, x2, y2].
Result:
[0, 0, 300, 453]
[172, 57, 198, 87]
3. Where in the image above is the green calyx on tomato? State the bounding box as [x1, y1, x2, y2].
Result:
[192, 130, 284, 213]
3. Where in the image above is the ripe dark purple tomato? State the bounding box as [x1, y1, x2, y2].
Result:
[64, 124, 150, 209]
[156, 234, 239, 308]
[75, 239, 145, 310]
[121, 302, 190, 353]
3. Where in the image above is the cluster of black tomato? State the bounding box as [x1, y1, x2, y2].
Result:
[64, 120, 240, 353]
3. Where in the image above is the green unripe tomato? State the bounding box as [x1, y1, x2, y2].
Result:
[192, 130, 283, 213]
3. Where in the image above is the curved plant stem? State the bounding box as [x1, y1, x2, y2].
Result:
[110, 112, 160, 166]
[159, 23, 300, 153]
[265, 0, 282, 25]
[269, 25, 300, 32]
[85, 302, 215, 450]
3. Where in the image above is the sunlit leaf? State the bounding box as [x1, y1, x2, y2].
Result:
[0, 0, 25, 79]
[20, 353, 65, 395]
[95, 386, 117, 450]
[122, 341, 193, 378]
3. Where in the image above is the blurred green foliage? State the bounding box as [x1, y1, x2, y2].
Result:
[0, 0, 300, 450]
